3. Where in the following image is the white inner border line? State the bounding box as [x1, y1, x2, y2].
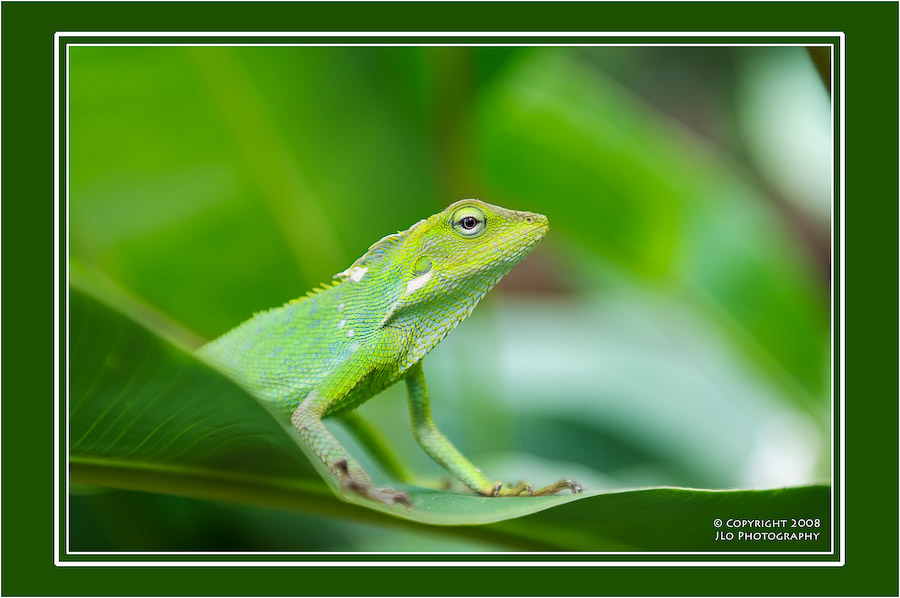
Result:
[53, 31, 845, 568]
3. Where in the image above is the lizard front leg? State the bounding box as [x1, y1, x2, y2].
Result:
[291, 389, 409, 507]
[405, 361, 580, 497]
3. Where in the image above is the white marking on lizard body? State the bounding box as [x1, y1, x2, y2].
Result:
[404, 270, 434, 296]
[335, 266, 368, 282]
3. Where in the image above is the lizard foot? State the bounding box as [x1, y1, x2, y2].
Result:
[332, 458, 411, 508]
[491, 478, 582, 497]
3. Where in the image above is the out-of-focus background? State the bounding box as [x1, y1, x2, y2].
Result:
[68, 44, 832, 551]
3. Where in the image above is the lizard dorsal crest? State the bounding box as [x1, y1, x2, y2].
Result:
[333, 219, 425, 281]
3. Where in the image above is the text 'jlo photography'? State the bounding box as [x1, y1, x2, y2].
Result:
[712, 518, 823, 544]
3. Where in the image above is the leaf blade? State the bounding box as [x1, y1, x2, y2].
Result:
[67, 281, 830, 550]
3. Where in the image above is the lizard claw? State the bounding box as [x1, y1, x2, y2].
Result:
[332, 458, 411, 508]
[491, 478, 581, 497]
[532, 478, 582, 496]
[369, 487, 411, 508]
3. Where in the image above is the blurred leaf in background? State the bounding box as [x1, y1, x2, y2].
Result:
[68, 44, 832, 551]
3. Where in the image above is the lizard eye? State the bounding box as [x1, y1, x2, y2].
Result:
[451, 206, 487, 237]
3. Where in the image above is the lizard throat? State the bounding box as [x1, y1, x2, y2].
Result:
[396, 270, 505, 372]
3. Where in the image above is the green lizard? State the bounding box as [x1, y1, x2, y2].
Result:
[198, 199, 580, 506]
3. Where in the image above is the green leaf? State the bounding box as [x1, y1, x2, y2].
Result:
[68, 278, 829, 551]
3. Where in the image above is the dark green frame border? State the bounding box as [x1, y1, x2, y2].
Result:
[3, 1, 896, 596]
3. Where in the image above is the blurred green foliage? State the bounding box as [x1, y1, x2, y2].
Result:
[68, 44, 832, 551]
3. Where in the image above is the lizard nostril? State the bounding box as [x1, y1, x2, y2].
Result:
[525, 216, 534, 224]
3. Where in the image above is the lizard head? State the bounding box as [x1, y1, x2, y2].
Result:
[410, 198, 549, 290]
[381, 198, 549, 353]
[335, 199, 548, 336]
[385, 198, 548, 320]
